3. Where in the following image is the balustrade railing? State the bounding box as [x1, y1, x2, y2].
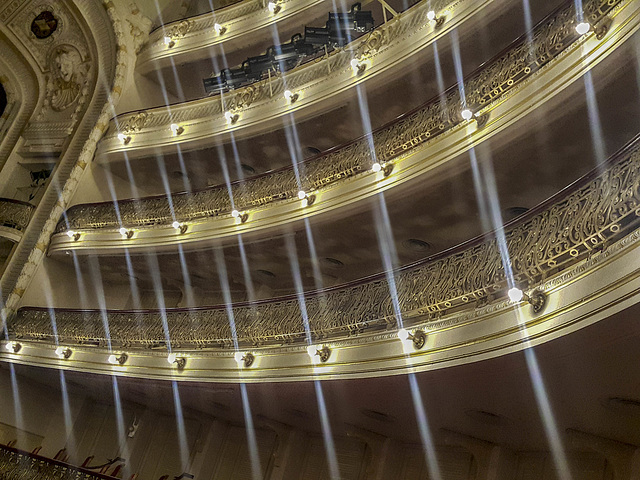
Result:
[0, 198, 35, 233]
[18, 132, 640, 349]
[57, 0, 621, 234]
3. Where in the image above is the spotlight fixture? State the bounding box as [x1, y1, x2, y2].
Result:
[284, 89, 299, 103]
[267, 2, 281, 14]
[170, 123, 184, 136]
[575, 22, 590, 35]
[461, 109, 473, 121]
[234, 351, 255, 368]
[119, 227, 134, 239]
[55, 347, 72, 359]
[224, 111, 239, 124]
[372, 162, 381, 173]
[163, 36, 175, 48]
[214, 23, 227, 35]
[426, 10, 445, 27]
[373, 162, 394, 177]
[297, 190, 316, 206]
[66, 230, 81, 241]
[5, 342, 21, 353]
[117, 133, 131, 145]
[307, 345, 331, 363]
[397, 328, 427, 349]
[108, 353, 128, 365]
[507, 287, 547, 313]
[231, 209, 249, 223]
[427, 10, 436, 21]
[172, 221, 188, 234]
[350, 58, 366, 75]
[167, 353, 187, 369]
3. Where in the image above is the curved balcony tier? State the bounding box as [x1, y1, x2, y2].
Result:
[0, 198, 35, 242]
[51, 0, 635, 255]
[98, 0, 496, 162]
[8, 132, 640, 381]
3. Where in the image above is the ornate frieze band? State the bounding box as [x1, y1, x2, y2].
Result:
[58, 0, 620, 234]
[19, 136, 640, 348]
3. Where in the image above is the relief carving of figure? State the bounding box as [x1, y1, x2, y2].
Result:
[49, 45, 86, 111]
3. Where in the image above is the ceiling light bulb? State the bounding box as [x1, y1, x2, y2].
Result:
[508, 287, 524, 302]
[461, 109, 473, 120]
[397, 328, 408, 340]
[167, 353, 176, 364]
[575, 22, 590, 35]
[427, 10, 436, 21]
[297, 190, 306, 200]
[372, 162, 382, 173]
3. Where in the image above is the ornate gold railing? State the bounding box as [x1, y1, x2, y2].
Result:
[0, 445, 118, 480]
[20, 134, 640, 348]
[0, 198, 35, 233]
[57, 0, 620, 234]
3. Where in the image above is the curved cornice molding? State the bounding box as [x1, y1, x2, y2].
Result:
[97, 0, 481, 162]
[137, 0, 328, 75]
[0, 0, 129, 322]
[6, 135, 640, 382]
[51, 0, 633, 254]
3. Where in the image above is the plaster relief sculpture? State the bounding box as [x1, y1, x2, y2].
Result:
[49, 44, 86, 112]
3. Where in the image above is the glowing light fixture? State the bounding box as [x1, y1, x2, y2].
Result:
[576, 22, 590, 35]
[66, 230, 81, 241]
[307, 344, 331, 362]
[461, 109, 473, 121]
[167, 353, 186, 369]
[397, 328, 427, 349]
[163, 36, 175, 47]
[55, 347, 72, 359]
[372, 162, 394, 176]
[372, 162, 382, 173]
[284, 89, 299, 103]
[297, 190, 307, 200]
[267, 2, 281, 14]
[231, 209, 240, 218]
[170, 123, 184, 136]
[117, 133, 131, 145]
[225, 111, 239, 124]
[119, 227, 134, 239]
[5, 342, 21, 353]
[172, 221, 181, 229]
[234, 351, 255, 368]
[108, 353, 128, 365]
[350, 58, 366, 75]
[508, 287, 547, 313]
[214, 23, 227, 35]
[427, 10, 436, 21]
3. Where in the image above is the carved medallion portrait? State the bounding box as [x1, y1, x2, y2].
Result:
[31, 11, 58, 39]
[48, 44, 86, 111]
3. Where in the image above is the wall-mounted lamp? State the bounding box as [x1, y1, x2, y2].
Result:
[55, 347, 72, 359]
[66, 230, 81, 241]
[225, 111, 239, 124]
[117, 133, 131, 145]
[119, 227, 134, 239]
[427, 10, 445, 27]
[307, 345, 331, 363]
[234, 351, 255, 368]
[372, 162, 394, 177]
[284, 89, 299, 104]
[575, 22, 590, 35]
[507, 287, 547, 313]
[163, 36, 175, 48]
[170, 123, 184, 136]
[350, 58, 366, 76]
[172, 221, 188, 234]
[267, 2, 281, 14]
[108, 353, 128, 365]
[214, 23, 227, 35]
[297, 190, 316, 206]
[231, 209, 249, 223]
[167, 353, 187, 369]
[5, 342, 21, 354]
[397, 328, 427, 349]
[461, 109, 473, 121]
